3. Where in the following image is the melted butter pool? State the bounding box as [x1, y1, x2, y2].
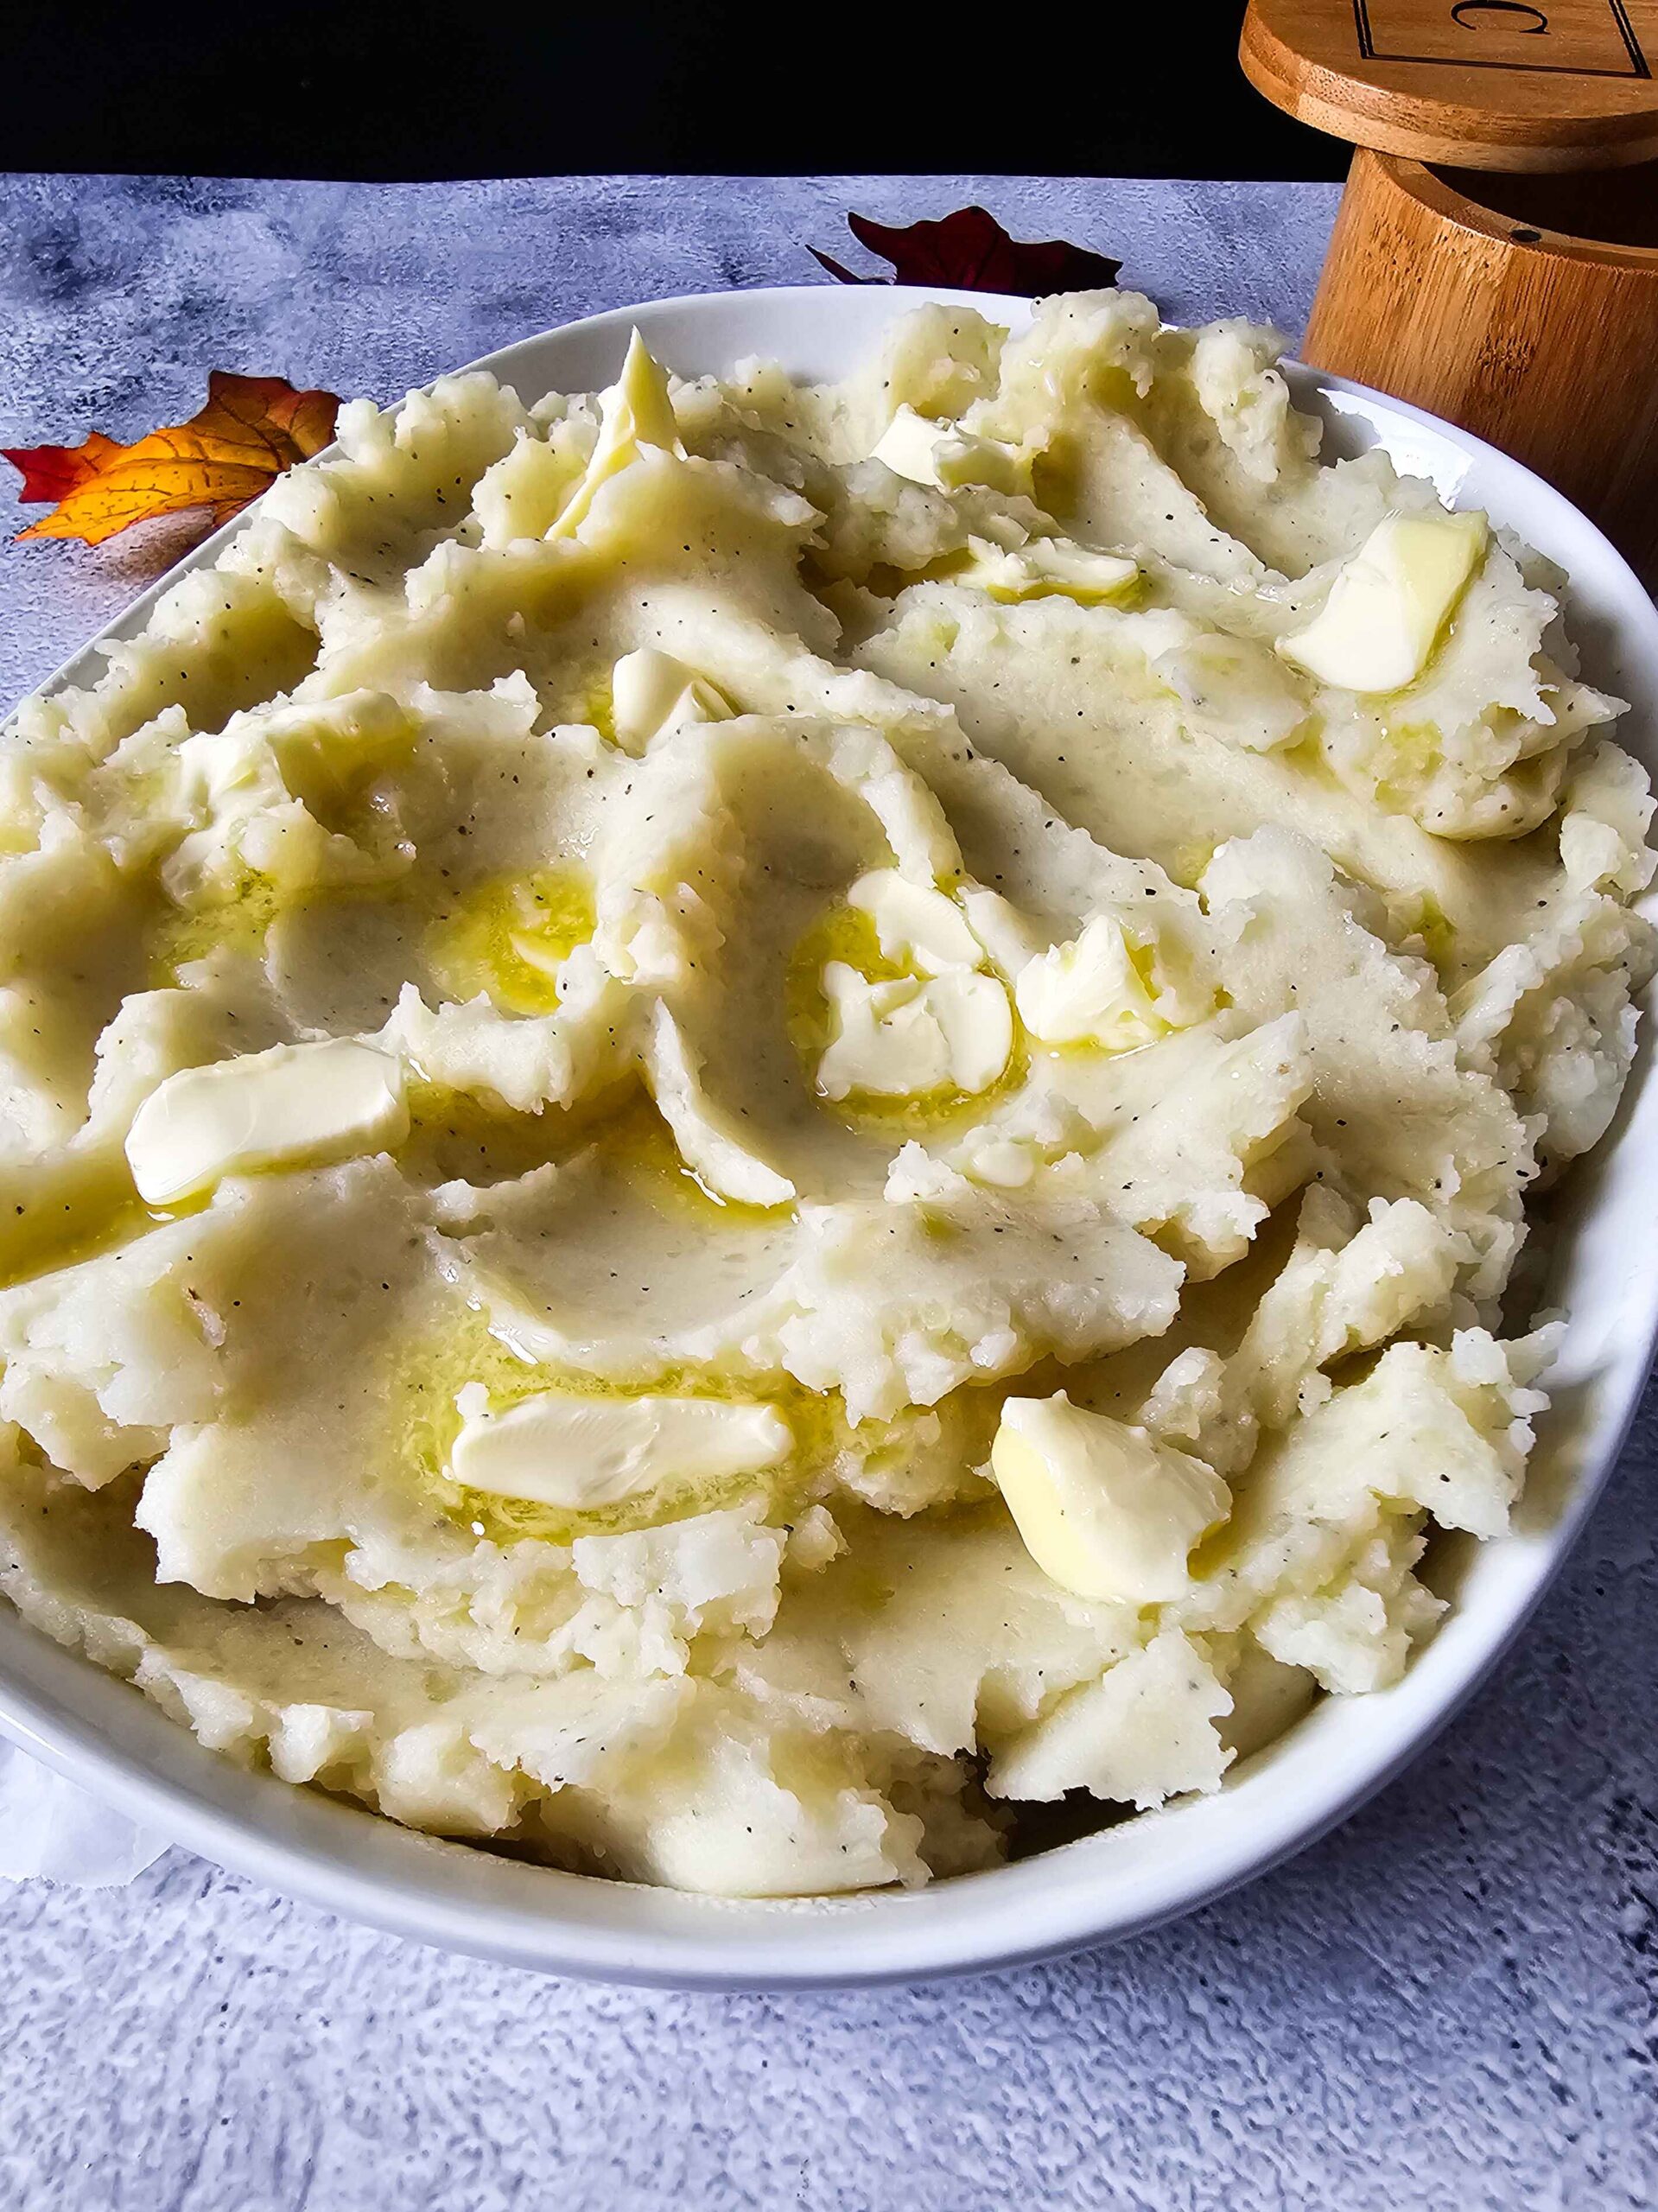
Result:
[0, 1154, 207, 1290]
[424, 863, 596, 1015]
[784, 899, 1029, 1139]
[389, 1303, 839, 1547]
[149, 875, 286, 985]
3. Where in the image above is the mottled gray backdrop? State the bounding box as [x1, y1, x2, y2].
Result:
[0, 175, 1654, 2212]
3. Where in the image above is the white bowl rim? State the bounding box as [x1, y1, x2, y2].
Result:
[2, 282, 1656, 1991]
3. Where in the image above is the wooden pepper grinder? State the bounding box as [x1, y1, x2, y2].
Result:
[1241, 1, 1658, 578]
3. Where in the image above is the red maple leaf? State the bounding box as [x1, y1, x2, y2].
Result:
[810, 207, 1122, 296]
[2, 430, 126, 506]
[3, 372, 341, 547]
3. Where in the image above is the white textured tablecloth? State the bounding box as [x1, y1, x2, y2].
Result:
[1, 174, 1655, 2212]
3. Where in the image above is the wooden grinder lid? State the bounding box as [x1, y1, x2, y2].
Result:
[1242, 0, 1658, 169]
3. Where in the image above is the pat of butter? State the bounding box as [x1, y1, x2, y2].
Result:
[125, 1038, 409, 1206]
[550, 329, 684, 542]
[869, 405, 1031, 495]
[991, 1393, 1229, 1604]
[957, 887, 1045, 982]
[848, 869, 981, 976]
[1278, 509, 1487, 694]
[956, 535, 1138, 605]
[869, 405, 949, 486]
[1014, 913, 1165, 1050]
[451, 1385, 792, 1510]
[817, 963, 1012, 1102]
[612, 647, 732, 749]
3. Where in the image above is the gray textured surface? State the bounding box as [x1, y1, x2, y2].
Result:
[1, 174, 1655, 2212]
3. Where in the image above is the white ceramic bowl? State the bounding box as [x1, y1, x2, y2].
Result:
[3, 285, 1655, 1990]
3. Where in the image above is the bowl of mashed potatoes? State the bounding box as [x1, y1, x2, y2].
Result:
[1, 282, 1655, 1987]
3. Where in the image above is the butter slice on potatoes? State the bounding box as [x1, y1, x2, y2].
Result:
[869, 404, 954, 486]
[817, 964, 1012, 1102]
[869, 404, 1032, 495]
[125, 1039, 409, 1206]
[1014, 913, 1166, 1050]
[1279, 510, 1487, 695]
[549, 329, 683, 542]
[955, 535, 1138, 606]
[611, 647, 732, 751]
[451, 1385, 792, 1510]
[990, 1393, 1230, 1604]
[848, 869, 982, 976]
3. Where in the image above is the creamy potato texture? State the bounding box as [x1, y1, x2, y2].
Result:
[1, 295, 1652, 1894]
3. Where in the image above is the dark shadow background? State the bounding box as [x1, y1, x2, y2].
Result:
[3, 0, 1347, 179]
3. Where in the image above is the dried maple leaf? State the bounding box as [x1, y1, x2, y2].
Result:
[3, 372, 342, 548]
[3, 430, 127, 506]
[810, 207, 1122, 297]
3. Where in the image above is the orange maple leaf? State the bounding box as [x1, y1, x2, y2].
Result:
[3, 372, 343, 547]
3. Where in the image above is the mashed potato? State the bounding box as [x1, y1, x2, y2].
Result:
[0, 294, 1651, 1894]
